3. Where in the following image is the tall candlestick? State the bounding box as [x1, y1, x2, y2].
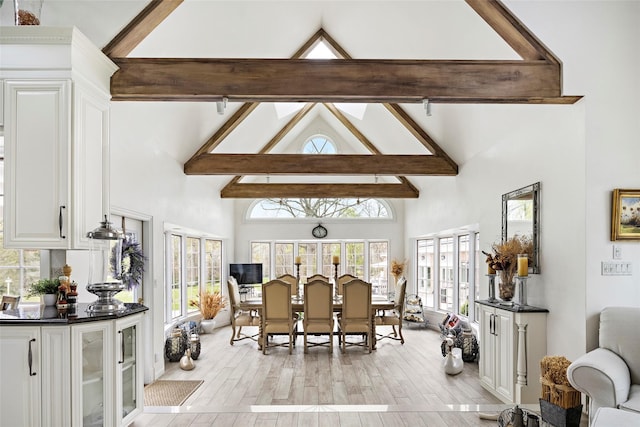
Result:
[332, 255, 339, 264]
[517, 254, 528, 277]
[488, 264, 496, 275]
[295, 256, 301, 264]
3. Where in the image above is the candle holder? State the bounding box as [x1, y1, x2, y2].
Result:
[295, 262, 301, 298]
[333, 262, 339, 298]
[487, 274, 497, 302]
[516, 276, 528, 306]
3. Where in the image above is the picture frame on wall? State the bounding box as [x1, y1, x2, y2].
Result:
[611, 189, 640, 241]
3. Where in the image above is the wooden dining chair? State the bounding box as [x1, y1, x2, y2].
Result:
[1, 295, 20, 310]
[336, 273, 358, 296]
[227, 277, 260, 346]
[375, 276, 407, 344]
[262, 279, 298, 354]
[337, 279, 372, 353]
[303, 279, 334, 353]
[277, 273, 299, 297]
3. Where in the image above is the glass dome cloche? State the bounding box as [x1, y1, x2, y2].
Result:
[86, 215, 126, 314]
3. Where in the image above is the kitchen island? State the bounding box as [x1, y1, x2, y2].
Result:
[0, 303, 148, 427]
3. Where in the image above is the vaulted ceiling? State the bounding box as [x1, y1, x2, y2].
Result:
[92, 0, 580, 198]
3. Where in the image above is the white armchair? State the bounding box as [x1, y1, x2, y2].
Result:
[567, 306, 640, 425]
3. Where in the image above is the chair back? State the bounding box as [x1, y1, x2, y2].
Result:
[342, 279, 372, 322]
[599, 306, 640, 385]
[304, 280, 333, 322]
[277, 274, 298, 296]
[337, 274, 358, 296]
[307, 274, 329, 283]
[394, 277, 407, 314]
[227, 276, 242, 310]
[262, 279, 293, 324]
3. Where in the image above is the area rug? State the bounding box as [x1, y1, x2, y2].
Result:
[144, 380, 204, 406]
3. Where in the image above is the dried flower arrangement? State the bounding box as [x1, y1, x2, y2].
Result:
[190, 290, 227, 320]
[540, 355, 581, 409]
[482, 235, 533, 286]
[391, 259, 407, 278]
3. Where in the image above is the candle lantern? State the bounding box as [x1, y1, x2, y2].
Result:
[86, 215, 126, 314]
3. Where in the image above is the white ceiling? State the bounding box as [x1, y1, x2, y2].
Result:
[0, 1, 532, 182]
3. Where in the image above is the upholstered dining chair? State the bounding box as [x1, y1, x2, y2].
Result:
[337, 279, 372, 353]
[262, 279, 298, 355]
[227, 277, 260, 346]
[375, 276, 407, 344]
[307, 274, 329, 283]
[337, 273, 358, 296]
[277, 273, 299, 297]
[303, 279, 334, 353]
[1, 295, 20, 310]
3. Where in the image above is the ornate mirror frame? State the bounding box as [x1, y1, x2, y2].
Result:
[502, 182, 540, 274]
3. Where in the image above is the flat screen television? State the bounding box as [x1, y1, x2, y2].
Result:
[229, 263, 263, 285]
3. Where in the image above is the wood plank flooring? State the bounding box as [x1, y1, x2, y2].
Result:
[131, 323, 584, 426]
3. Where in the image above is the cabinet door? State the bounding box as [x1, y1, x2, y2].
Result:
[478, 305, 495, 389]
[0, 326, 41, 427]
[494, 309, 514, 402]
[3, 80, 71, 249]
[116, 314, 144, 426]
[71, 321, 114, 427]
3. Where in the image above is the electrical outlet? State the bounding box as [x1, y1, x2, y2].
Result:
[613, 245, 622, 260]
[601, 261, 633, 276]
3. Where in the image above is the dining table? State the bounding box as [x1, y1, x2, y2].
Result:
[239, 294, 395, 351]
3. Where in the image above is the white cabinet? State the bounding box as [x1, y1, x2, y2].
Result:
[0, 326, 41, 427]
[1, 27, 117, 249]
[0, 308, 146, 427]
[479, 302, 548, 404]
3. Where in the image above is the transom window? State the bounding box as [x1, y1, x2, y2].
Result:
[249, 198, 391, 219]
[303, 135, 336, 154]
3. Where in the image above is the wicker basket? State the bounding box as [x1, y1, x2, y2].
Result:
[539, 356, 581, 409]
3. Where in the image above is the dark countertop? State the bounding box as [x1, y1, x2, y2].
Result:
[0, 302, 148, 325]
[477, 299, 549, 313]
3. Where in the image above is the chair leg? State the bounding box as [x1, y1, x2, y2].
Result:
[392, 325, 398, 337]
[304, 332, 308, 354]
[342, 331, 346, 354]
[399, 324, 404, 344]
[289, 332, 293, 355]
[230, 324, 236, 345]
[263, 334, 268, 355]
[329, 331, 333, 352]
[237, 326, 243, 338]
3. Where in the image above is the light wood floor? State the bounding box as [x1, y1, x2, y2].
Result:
[131, 323, 582, 427]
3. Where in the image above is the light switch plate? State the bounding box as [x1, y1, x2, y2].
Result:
[613, 245, 622, 260]
[601, 261, 633, 276]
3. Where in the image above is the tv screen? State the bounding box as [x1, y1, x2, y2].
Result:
[229, 263, 263, 285]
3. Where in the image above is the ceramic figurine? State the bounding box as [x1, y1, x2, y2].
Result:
[443, 337, 464, 375]
[180, 348, 195, 371]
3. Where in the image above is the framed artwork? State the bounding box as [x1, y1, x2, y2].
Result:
[611, 189, 640, 241]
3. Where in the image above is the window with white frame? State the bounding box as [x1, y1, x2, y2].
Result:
[165, 230, 223, 322]
[249, 240, 388, 296]
[0, 137, 41, 301]
[417, 231, 479, 321]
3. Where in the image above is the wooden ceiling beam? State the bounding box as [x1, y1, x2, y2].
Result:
[110, 58, 562, 102]
[102, 0, 184, 58]
[185, 154, 457, 176]
[221, 183, 419, 199]
[465, 0, 559, 63]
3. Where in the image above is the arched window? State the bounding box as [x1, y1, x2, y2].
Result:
[249, 198, 392, 219]
[303, 135, 336, 154]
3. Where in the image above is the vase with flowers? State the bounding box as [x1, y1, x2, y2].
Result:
[190, 290, 227, 333]
[483, 235, 533, 301]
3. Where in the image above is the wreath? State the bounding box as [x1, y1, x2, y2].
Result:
[111, 239, 146, 290]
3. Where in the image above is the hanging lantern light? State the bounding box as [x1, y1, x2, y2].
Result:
[86, 215, 126, 314]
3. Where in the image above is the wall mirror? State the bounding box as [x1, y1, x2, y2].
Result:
[502, 182, 540, 273]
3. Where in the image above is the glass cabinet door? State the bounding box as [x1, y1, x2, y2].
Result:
[116, 313, 143, 425]
[72, 321, 113, 427]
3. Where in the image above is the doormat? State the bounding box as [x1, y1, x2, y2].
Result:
[144, 380, 204, 406]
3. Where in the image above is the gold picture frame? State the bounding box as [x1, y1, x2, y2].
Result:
[611, 189, 640, 241]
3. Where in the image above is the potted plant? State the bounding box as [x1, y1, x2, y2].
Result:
[483, 235, 533, 301]
[190, 290, 227, 333]
[27, 277, 60, 306]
